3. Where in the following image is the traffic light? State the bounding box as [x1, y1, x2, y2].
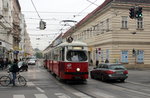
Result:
[43, 21, 46, 29]
[39, 20, 46, 30]
[129, 8, 135, 19]
[135, 7, 142, 19]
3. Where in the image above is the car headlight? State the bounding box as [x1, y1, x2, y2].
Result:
[76, 68, 80, 72]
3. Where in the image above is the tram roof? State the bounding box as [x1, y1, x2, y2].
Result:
[57, 41, 87, 47]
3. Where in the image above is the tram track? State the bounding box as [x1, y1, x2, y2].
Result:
[67, 79, 150, 98]
[46, 67, 150, 98]
[110, 80, 150, 97]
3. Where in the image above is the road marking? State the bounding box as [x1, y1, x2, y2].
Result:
[93, 91, 115, 98]
[34, 94, 48, 98]
[27, 82, 35, 86]
[123, 87, 150, 97]
[62, 86, 92, 98]
[13, 95, 25, 98]
[73, 92, 92, 98]
[128, 81, 150, 87]
[36, 87, 45, 93]
[55, 93, 71, 98]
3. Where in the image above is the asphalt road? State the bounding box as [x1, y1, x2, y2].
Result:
[0, 60, 150, 98]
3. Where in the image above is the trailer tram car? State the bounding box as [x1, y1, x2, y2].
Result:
[44, 40, 89, 81]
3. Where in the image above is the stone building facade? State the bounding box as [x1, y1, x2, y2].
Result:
[0, 0, 33, 60]
[62, 0, 150, 68]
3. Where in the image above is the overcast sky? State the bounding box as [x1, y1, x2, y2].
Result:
[18, 0, 105, 50]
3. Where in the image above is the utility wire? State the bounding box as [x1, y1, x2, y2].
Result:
[73, 0, 98, 18]
[30, 0, 42, 20]
[86, 0, 99, 6]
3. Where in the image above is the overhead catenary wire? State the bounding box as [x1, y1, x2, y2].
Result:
[72, 0, 98, 18]
[30, 0, 42, 20]
[86, 0, 99, 6]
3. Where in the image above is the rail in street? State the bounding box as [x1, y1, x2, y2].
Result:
[0, 61, 150, 98]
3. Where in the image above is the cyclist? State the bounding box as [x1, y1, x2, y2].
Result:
[9, 59, 19, 86]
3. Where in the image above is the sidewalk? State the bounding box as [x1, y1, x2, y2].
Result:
[88, 65, 95, 71]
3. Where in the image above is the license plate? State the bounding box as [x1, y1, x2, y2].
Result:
[116, 71, 123, 74]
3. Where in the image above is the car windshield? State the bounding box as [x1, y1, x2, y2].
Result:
[66, 50, 87, 62]
[109, 65, 126, 70]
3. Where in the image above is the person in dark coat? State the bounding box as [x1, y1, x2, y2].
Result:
[19, 61, 28, 71]
[105, 59, 109, 63]
[3, 58, 9, 69]
[9, 59, 19, 86]
[0, 58, 4, 70]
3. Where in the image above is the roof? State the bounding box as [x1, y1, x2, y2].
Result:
[63, 0, 150, 38]
[115, 0, 150, 3]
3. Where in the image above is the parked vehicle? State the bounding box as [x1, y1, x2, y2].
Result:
[90, 63, 128, 82]
[43, 38, 89, 81]
[18, 61, 28, 71]
[27, 59, 36, 65]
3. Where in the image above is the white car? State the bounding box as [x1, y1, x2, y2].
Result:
[28, 59, 36, 65]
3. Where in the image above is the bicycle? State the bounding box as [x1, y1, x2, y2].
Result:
[0, 71, 27, 87]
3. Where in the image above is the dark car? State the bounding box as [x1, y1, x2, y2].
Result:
[90, 63, 128, 82]
[18, 61, 28, 71]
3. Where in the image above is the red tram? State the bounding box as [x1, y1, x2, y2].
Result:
[43, 40, 89, 81]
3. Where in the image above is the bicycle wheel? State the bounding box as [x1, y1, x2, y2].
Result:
[0, 76, 11, 86]
[17, 76, 27, 86]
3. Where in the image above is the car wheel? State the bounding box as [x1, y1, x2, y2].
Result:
[90, 74, 94, 79]
[90, 72, 94, 79]
[120, 79, 125, 82]
[101, 75, 106, 82]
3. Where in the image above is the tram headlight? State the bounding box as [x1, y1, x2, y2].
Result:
[76, 68, 80, 72]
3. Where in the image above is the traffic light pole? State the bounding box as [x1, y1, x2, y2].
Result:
[134, 54, 136, 70]
[132, 49, 137, 70]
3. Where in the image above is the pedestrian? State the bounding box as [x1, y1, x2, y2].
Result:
[9, 59, 19, 86]
[90, 59, 93, 66]
[96, 60, 99, 67]
[95, 49, 99, 67]
[105, 59, 109, 63]
[0, 58, 4, 70]
[3, 58, 9, 69]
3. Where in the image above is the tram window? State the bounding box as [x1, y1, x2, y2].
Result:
[66, 50, 87, 61]
[61, 48, 65, 61]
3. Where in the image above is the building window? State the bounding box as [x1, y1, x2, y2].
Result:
[106, 19, 109, 31]
[137, 18, 143, 29]
[137, 50, 144, 63]
[121, 16, 128, 29]
[121, 50, 128, 63]
[100, 22, 104, 33]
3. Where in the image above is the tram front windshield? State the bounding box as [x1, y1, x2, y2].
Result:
[66, 50, 87, 62]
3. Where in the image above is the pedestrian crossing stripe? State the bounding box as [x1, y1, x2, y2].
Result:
[13, 94, 48, 98]
[34, 94, 48, 98]
[13, 95, 25, 98]
[55, 93, 71, 98]
[27, 82, 35, 86]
